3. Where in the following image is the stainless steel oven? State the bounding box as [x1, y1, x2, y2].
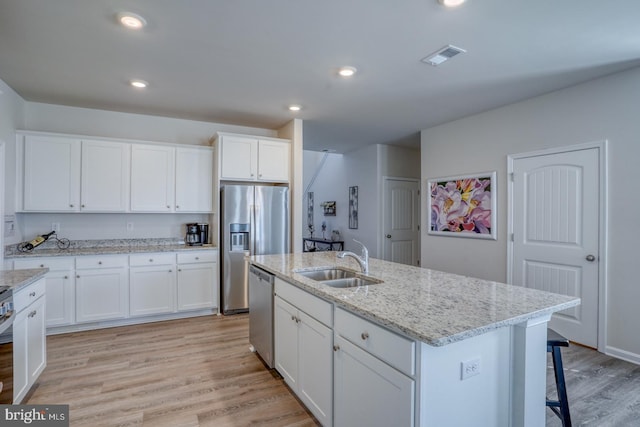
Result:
[0, 285, 14, 404]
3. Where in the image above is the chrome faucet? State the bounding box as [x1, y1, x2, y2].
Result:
[337, 239, 369, 275]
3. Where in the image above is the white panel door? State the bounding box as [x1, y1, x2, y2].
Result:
[176, 262, 216, 311]
[512, 148, 600, 347]
[382, 178, 420, 266]
[220, 135, 257, 180]
[258, 140, 290, 182]
[130, 266, 177, 316]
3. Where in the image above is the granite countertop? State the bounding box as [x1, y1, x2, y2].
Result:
[5, 238, 218, 259]
[250, 252, 580, 347]
[0, 268, 48, 292]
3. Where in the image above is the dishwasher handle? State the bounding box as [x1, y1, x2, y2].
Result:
[249, 265, 274, 284]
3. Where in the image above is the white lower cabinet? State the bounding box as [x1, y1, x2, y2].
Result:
[333, 335, 415, 427]
[333, 307, 415, 427]
[13, 257, 75, 327]
[176, 251, 217, 311]
[13, 278, 47, 404]
[75, 255, 129, 323]
[129, 253, 176, 317]
[274, 279, 333, 426]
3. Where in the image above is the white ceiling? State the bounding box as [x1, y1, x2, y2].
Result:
[1, 1, 639, 153]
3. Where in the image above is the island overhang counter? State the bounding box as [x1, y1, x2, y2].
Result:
[249, 252, 580, 427]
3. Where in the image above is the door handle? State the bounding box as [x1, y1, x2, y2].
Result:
[586, 254, 596, 262]
[386, 234, 391, 239]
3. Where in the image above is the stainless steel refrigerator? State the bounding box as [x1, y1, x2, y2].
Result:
[220, 184, 289, 314]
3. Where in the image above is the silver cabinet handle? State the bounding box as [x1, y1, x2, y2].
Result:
[40, 264, 45, 268]
[333, 344, 340, 352]
[98, 261, 103, 265]
[386, 234, 392, 238]
[178, 269, 182, 272]
[195, 257, 200, 260]
[29, 291, 36, 297]
[586, 254, 596, 262]
[169, 269, 173, 273]
[167, 205, 171, 209]
[361, 332, 369, 340]
[176, 205, 180, 209]
[28, 310, 37, 318]
[64, 275, 68, 279]
[70, 204, 74, 208]
[81, 204, 85, 208]
[149, 259, 154, 262]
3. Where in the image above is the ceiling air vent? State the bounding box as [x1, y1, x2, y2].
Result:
[421, 45, 466, 66]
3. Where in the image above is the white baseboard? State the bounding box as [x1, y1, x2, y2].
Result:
[605, 346, 640, 365]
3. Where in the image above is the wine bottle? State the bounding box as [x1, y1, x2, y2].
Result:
[22, 231, 56, 251]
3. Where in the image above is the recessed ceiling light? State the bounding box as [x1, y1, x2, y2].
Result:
[338, 66, 357, 77]
[130, 79, 148, 88]
[288, 105, 302, 112]
[118, 12, 147, 29]
[438, 0, 466, 7]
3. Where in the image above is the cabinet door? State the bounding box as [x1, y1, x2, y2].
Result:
[81, 140, 130, 211]
[27, 296, 47, 385]
[219, 135, 257, 181]
[299, 311, 333, 427]
[274, 296, 299, 389]
[12, 309, 28, 403]
[176, 262, 216, 311]
[175, 147, 213, 212]
[45, 270, 75, 327]
[334, 335, 415, 427]
[23, 135, 81, 211]
[76, 268, 129, 322]
[258, 140, 290, 182]
[130, 266, 177, 316]
[130, 144, 175, 212]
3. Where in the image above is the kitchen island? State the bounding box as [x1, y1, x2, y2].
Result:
[250, 252, 580, 427]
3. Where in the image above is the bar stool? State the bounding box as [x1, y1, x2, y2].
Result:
[547, 329, 572, 427]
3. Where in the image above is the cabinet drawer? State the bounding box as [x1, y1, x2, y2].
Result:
[130, 253, 175, 267]
[335, 307, 415, 376]
[14, 257, 75, 271]
[14, 278, 46, 312]
[275, 278, 332, 327]
[76, 255, 128, 269]
[177, 251, 217, 264]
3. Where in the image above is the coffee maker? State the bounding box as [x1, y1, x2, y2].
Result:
[185, 223, 209, 246]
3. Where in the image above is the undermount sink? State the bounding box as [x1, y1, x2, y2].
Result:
[322, 276, 383, 288]
[294, 268, 383, 288]
[296, 267, 357, 281]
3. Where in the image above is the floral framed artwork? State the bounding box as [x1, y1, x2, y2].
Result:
[427, 171, 497, 240]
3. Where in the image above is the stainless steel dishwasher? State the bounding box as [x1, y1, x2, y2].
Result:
[248, 265, 275, 368]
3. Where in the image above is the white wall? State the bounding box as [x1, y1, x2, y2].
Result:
[278, 119, 304, 253]
[420, 65, 640, 361]
[303, 144, 420, 257]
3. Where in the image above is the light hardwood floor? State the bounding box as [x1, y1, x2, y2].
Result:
[546, 343, 640, 427]
[26, 315, 318, 427]
[26, 315, 640, 426]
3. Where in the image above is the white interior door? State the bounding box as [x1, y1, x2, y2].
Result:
[512, 147, 600, 347]
[382, 178, 420, 266]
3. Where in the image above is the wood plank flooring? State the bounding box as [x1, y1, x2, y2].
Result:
[26, 315, 318, 427]
[546, 343, 640, 427]
[25, 314, 640, 426]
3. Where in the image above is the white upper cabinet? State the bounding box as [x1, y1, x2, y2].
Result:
[258, 140, 290, 182]
[217, 133, 290, 182]
[175, 147, 213, 212]
[130, 144, 176, 212]
[23, 134, 81, 211]
[18, 132, 214, 213]
[81, 139, 130, 212]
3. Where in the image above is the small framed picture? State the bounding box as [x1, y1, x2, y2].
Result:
[349, 186, 358, 229]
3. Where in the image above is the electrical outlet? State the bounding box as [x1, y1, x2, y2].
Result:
[461, 357, 481, 380]
[51, 223, 60, 233]
[126, 222, 134, 232]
